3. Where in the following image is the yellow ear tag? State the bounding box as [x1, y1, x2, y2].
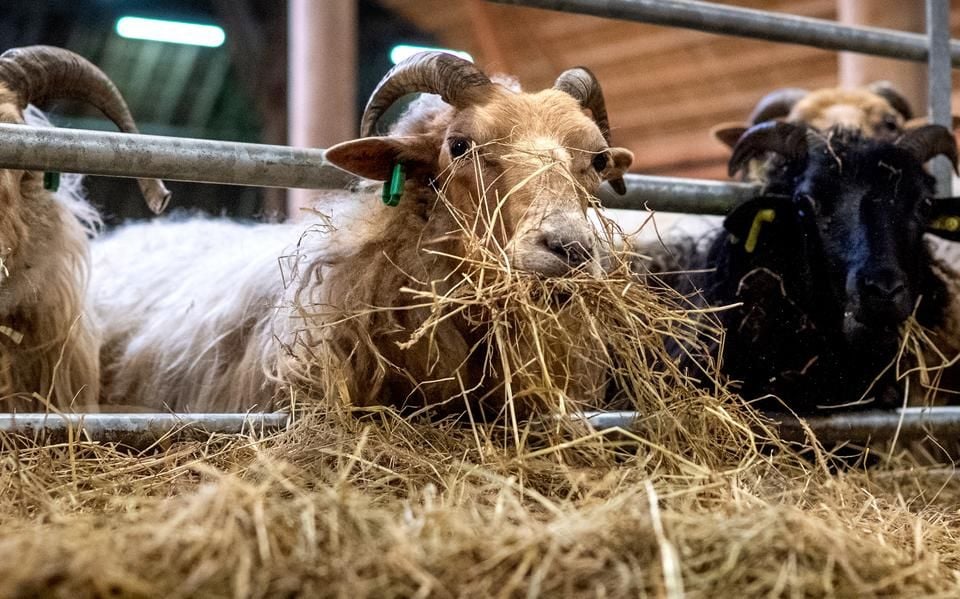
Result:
[745, 209, 776, 253]
[930, 215, 960, 233]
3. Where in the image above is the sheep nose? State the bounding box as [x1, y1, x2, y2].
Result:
[860, 271, 907, 302]
[857, 268, 909, 321]
[543, 230, 594, 268]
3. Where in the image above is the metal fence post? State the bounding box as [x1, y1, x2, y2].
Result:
[927, 0, 954, 197]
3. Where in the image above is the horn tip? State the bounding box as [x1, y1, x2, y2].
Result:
[609, 177, 627, 195]
[141, 180, 171, 214]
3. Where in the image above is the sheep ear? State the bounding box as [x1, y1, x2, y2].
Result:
[711, 123, 748, 149]
[926, 197, 960, 241]
[604, 147, 633, 195]
[325, 136, 436, 181]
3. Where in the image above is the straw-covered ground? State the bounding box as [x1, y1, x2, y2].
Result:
[4, 192, 960, 598]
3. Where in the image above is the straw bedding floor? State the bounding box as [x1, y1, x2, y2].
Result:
[4, 213, 960, 598]
[3, 409, 960, 598]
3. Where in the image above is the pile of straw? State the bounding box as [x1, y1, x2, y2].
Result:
[2, 408, 959, 597]
[3, 189, 960, 597]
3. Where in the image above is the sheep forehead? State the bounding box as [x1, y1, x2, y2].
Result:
[462, 88, 603, 149]
[790, 88, 894, 125]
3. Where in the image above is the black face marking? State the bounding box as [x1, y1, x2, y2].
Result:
[782, 133, 935, 343]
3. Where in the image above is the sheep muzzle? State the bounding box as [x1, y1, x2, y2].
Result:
[510, 216, 598, 277]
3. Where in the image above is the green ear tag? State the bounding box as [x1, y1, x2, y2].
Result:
[381, 163, 405, 207]
[744, 209, 776, 253]
[43, 171, 60, 192]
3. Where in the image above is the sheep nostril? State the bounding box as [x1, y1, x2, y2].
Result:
[544, 234, 594, 267]
[862, 277, 906, 302]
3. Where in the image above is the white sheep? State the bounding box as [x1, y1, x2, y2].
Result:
[93, 52, 634, 413]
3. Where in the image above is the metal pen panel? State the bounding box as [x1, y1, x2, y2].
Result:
[487, 0, 960, 65]
[601, 174, 756, 214]
[0, 123, 356, 190]
[578, 407, 960, 445]
[927, 0, 954, 197]
[0, 413, 289, 448]
[4, 410, 955, 448]
[0, 123, 753, 213]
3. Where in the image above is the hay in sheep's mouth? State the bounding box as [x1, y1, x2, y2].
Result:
[3, 153, 960, 597]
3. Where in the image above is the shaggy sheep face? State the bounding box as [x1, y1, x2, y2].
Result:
[712, 83, 915, 150]
[788, 88, 905, 141]
[795, 135, 931, 347]
[435, 87, 633, 276]
[324, 55, 633, 278]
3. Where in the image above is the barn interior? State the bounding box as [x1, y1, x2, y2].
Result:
[10, 1, 959, 217]
[3, 2, 960, 597]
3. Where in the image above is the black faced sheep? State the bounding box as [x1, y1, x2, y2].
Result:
[644, 122, 960, 412]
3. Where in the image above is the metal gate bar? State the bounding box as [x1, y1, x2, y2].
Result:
[0, 413, 289, 447]
[0, 123, 754, 214]
[927, 0, 954, 196]
[582, 408, 960, 445]
[487, 0, 960, 65]
[3, 410, 958, 449]
[0, 123, 356, 191]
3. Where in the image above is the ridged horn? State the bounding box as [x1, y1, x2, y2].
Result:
[728, 121, 812, 177]
[868, 80, 913, 120]
[553, 66, 611, 142]
[0, 46, 171, 213]
[553, 67, 628, 195]
[361, 51, 492, 137]
[747, 88, 809, 125]
[896, 124, 959, 173]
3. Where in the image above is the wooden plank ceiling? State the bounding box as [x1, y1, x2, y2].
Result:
[380, 0, 960, 180]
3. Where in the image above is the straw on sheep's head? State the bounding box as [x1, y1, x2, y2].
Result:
[326, 51, 633, 277]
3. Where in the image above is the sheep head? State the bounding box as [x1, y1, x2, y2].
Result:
[788, 83, 911, 141]
[0, 46, 170, 302]
[713, 82, 916, 149]
[728, 121, 958, 354]
[326, 52, 633, 277]
[0, 46, 170, 213]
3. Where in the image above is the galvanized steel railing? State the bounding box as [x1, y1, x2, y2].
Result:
[4, 409, 959, 450]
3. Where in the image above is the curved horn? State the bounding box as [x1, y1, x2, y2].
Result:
[747, 88, 809, 125]
[868, 80, 913, 120]
[728, 121, 810, 177]
[0, 46, 170, 213]
[553, 66, 612, 142]
[361, 51, 492, 137]
[896, 124, 959, 173]
[553, 67, 628, 195]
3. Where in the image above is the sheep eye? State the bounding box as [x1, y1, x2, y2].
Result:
[592, 152, 609, 172]
[449, 137, 472, 159]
